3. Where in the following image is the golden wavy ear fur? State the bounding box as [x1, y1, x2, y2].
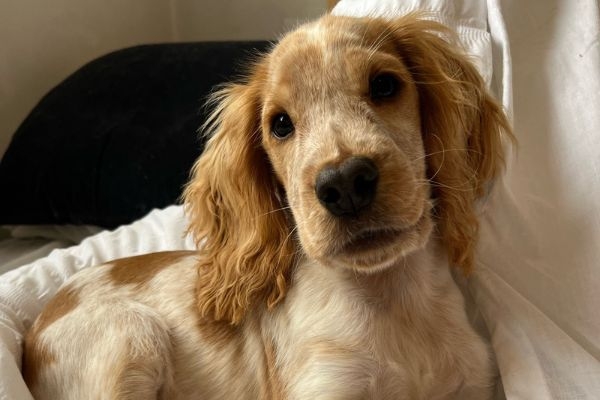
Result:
[391, 15, 514, 274]
[183, 69, 297, 324]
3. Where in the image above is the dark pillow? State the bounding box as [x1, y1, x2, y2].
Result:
[0, 41, 270, 228]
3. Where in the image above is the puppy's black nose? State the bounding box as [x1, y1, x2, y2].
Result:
[315, 157, 378, 217]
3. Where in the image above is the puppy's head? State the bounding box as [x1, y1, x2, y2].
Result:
[184, 14, 512, 323]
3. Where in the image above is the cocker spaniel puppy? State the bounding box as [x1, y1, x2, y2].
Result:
[23, 14, 512, 400]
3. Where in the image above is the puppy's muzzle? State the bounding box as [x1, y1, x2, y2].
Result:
[315, 156, 379, 217]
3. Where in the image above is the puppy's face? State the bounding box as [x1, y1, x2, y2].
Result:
[260, 17, 433, 271]
[186, 14, 509, 321]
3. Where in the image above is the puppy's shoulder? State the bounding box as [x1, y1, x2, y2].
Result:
[27, 250, 197, 343]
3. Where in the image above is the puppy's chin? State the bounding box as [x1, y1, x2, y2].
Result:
[311, 212, 434, 273]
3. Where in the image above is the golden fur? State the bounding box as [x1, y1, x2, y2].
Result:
[24, 14, 513, 400]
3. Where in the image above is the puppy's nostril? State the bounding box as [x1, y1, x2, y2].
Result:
[354, 174, 376, 196]
[323, 187, 341, 203]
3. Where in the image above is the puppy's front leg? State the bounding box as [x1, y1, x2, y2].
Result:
[25, 298, 175, 400]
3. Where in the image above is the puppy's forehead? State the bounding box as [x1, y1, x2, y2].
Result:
[283, 17, 366, 50]
[266, 17, 394, 87]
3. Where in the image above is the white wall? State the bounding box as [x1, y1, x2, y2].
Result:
[0, 0, 326, 158]
[172, 0, 326, 41]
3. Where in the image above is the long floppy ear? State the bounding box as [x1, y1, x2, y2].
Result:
[183, 73, 297, 324]
[391, 15, 514, 274]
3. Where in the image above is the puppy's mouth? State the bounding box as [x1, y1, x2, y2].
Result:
[339, 228, 406, 256]
[322, 208, 432, 270]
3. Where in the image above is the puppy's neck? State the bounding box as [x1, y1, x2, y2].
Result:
[293, 239, 450, 313]
[346, 242, 445, 303]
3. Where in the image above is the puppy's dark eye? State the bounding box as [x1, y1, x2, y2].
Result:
[271, 113, 295, 139]
[370, 74, 398, 100]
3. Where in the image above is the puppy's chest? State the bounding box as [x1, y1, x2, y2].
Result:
[272, 272, 457, 399]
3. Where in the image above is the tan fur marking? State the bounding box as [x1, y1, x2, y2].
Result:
[23, 288, 80, 387]
[112, 358, 170, 399]
[196, 315, 241, 347]
[109, 251, 195, 286]
[112, 359, 147, 398]
[22, 340, 55, 389]
[262, 337, 286, 400]
[194, 303, 247, 378]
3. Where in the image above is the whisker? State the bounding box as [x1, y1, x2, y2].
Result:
[257, 205, 293, 218]
[428, 133, 445, 182]
[411, 148, 482, 162]
[366, 26, 396, 61]
[415, 180, 474, 193]
[379, 176, 475, 192]
[283, 225, 299, 248]
[277, 225, 300, 266]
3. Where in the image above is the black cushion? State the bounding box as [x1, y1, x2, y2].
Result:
[0, 41, 270, 228]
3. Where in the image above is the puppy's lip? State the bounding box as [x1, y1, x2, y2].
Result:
[337, 227, 407, 256]
[332, 205, 430, 258]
